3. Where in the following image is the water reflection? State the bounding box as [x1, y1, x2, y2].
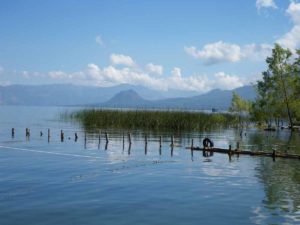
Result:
[244, 130, 300, 224]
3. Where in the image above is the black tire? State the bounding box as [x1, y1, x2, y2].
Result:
[203, 138, 214, 148]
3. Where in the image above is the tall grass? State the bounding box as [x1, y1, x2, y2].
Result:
[69, 109, 239, 131]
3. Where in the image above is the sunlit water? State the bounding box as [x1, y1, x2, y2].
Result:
[0, 106, 299, 225]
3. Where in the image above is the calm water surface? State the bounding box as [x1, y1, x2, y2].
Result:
[0, 106, 300, 225]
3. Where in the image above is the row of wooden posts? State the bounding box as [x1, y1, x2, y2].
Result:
[11, 128, 175, 148]
[10, 128, 300, 160]
[12, 128, 241, 155]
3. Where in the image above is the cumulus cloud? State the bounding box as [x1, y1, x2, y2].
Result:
[276, 1, 300, 50]
[110, 53, 135, 67]
[213, 72, 244, 89]
[184, 42, 242, 65]
[243, 44, 273, 59]
[256, 0, 277, 10]
[185, 41, 272, 65]
[146, 63, 163, 75]
[45, 61, 245, 93]
[95, 35, 104, 46]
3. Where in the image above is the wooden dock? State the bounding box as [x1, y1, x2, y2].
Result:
[186, 146, 300, 160]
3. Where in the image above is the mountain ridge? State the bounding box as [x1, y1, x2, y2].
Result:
[0, 83, 256, 109]
[100, 85, 256, 110]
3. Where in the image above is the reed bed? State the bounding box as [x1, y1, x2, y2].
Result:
[68, 109, 240, 131]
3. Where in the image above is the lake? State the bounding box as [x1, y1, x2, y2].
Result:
[0, 106, 299, 225]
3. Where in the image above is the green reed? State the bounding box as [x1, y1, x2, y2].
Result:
[68, 109, 240, 131]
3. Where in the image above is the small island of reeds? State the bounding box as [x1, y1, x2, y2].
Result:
[68, 109, 240, 131]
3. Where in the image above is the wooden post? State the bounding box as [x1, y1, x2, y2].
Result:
[128, 133, 132, 144]
[171, 135, 174, 147]
[84, 132, 87, 147]
[236, 141, 240, 157]
[48, 129, 50, 142]
[159, 136, 162, 155]
[61, 130, 64, 142]
[25, 128, 30, 138]
[122, 132, 125, 150]
[25, 128, 30, 140]
[98, 130, 101, 147]
[40, 131, 43, 137]
[272, 150, 276, 161]
[75, 132, 78, 142]
[159, 136, 162, 148]
[11, 128, 15, 138]
[191, 138, 194, 158]
[97, 131, 100, 149]
[105, 132, 109, 143]
[128, 143, 131, 155]
[228, 144, 232, 161]
[145, 133, 148, 155]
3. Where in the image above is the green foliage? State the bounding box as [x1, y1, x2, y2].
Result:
[251, 44, 300, 126]
[70, 109, 240, 131]
[229, 92, 251, 113]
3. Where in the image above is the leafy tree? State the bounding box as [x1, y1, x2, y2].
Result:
[229, 92, 251, 126]
[229, 92, 251, 113]
[251, 44, 300, 128]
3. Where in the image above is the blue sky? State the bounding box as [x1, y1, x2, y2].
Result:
[0, 0, 299, 93]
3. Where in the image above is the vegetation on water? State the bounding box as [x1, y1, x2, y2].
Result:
[70, 109, 240, 131]
[230, 44, 300, 128]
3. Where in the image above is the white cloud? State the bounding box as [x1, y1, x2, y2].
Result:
[213, 72, 244, 89]
[146, 63, 163, 75]
[95, 35, 104, 46]
[110, 53, 135, 67]
[185, 42, 272, 65]
[256, 0, 277, 10]
[46, 62, 245, 93]
[243, 44, 273, 59]
[184, 42, 242, 65]
[276, 1, 300, 50]
[287, 1, 300, 24]
[48, 71, 68, 79]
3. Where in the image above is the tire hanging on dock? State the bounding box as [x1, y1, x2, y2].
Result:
[202, 138, 214, 148]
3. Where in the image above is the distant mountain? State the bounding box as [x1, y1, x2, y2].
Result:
[0, 83, 256, 109]
[0, 84, 163, 106]
[103, 90, 151, 108]
[101, 85, 256, 110]
[153, 85, 256, 110]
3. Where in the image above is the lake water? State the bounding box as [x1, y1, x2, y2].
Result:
[0, 106, 300, 225]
